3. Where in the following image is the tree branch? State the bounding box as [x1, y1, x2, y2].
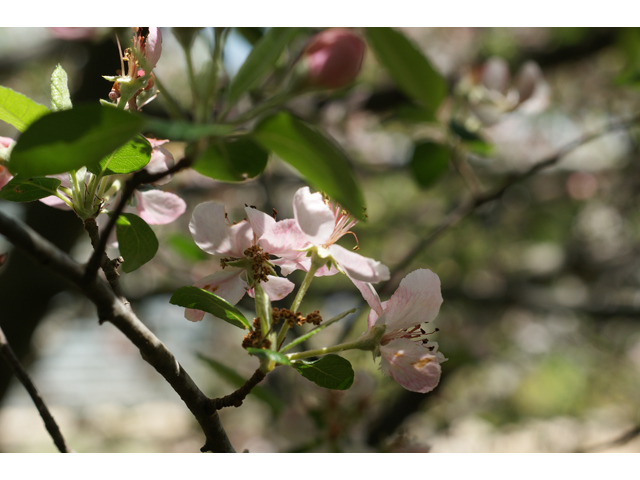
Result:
[0, 324, 72, 453]
[381, 113, 640, 295]
[0, 210, 235, 452]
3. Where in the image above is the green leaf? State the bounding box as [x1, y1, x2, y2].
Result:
[193, 138, 268, 182]
[169, 286, 251, 330]
[0, 86, 50, 132]
[253, 111, 366, 220]
[143, 117, 234, 141]
[409, 141, 450, 189]
[366, 27, 447, 116]
[9, 104, 143, 179]
[114, 213, 159, 273]
[50, 64, 72, 112]
[245, 348, 291, 366]
[227, 28, 298, 107]
[88, 135, 151, 176]
[0, 177, 61, 203]
[197, 353, 285, 417]
[292, 354, 354, 390]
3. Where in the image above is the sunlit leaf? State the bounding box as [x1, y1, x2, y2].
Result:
[253, 111, 366, 220]
[366, 28, 447, 116]
[292, 354, 354, 390]
[88, 135, 151, 176]
[0, 86, 49, 132]
[9, 105, 143, 178]
[169, 286, 251, 330]
[115, 213, 159, 273]
[50, 64, 72, 112]
[0, 177, 61, 203]
[193, 138, 268, 182]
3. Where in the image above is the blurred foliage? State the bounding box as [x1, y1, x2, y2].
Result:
[3, 27, 640, 453]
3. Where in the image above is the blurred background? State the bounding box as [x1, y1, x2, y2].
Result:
[2, 27, 640, 452]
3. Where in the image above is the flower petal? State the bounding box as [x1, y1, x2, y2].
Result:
[135, 189, 186, 225]
[383, 269, 442, 331]
[347, 275, 383, 320]
[190, 202, 253, 258]
[184, 268, 248, 322]
[145, 143, 174, 186]
[39, 195, 71, 210]
[260, 217, 310, 259]
[259, 275, 296, 301]
[380, 338, 442, 393]
[244, 206, 275, 239]
[293, 187, 336, 245]
[328, 244, 389, 283]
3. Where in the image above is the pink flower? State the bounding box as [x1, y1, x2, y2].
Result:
[301, 29, 365, 89]
[186, 202, 296, 322]
[0, 136, 15, 190]
[282, 187, 389, 283]
[352, 269, 446, 393]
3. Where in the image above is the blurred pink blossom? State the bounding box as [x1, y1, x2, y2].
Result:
[301, 29, 365, 89]
[49, 27, 99, 41]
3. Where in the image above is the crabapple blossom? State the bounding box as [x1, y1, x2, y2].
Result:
[282, 186, 389, 283]
[352, 269, 446, 393]
[457, 57, 547, 126]
[185, 202, 297, 322]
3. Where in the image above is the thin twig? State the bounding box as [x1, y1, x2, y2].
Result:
[83, 218, 128, 310]
[207, 368, 267, 411]
[381, 113, 640, 295]
[0, 325, 72, 453]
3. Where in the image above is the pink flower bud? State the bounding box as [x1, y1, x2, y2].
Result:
[301, 29, 365, 89]
[144, 27, 162, 70]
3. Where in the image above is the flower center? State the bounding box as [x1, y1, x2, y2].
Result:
[324, 202, 359, 249]
[381, 325, 439, 346]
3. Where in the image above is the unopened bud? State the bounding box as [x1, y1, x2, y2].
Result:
[300, 29, 365, 90]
